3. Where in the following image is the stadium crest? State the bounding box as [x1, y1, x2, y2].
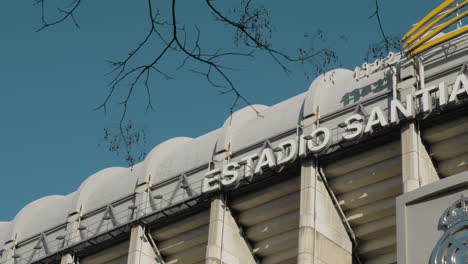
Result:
[430, 195, 468, 263]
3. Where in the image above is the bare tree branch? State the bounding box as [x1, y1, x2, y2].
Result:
[369, 0, 389, 52]
[35, 0, 339, 165]
[35, 0, 81, 31]
[367, 0, 402, 60]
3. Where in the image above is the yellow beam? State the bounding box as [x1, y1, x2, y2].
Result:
[405, 10, 468, 52]
[410, 26, 468, 55]
[402, 0, 458, 41]
[403, 0, 468, 48]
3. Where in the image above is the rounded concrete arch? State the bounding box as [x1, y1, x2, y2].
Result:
[9, 194, 73, 242]
[0, 222, 11, 246]
[303, 68, 358, 118]
[72, 167, 136, 214]
[216, 104, 269, 153]
[142, 137, 194, 184]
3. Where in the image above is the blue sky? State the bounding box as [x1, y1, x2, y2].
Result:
[0, 0, 442, 220]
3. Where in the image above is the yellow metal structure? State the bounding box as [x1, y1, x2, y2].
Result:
[410, 26, 468, 55]
[403, 0, 467, 56]
[403, 0, 458, 41]
[403, 0, 468, 48]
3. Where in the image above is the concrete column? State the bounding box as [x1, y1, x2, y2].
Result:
[205, 195, 256, 264]
[128, 225, 163, 264]
[298, 158, 316, 264]
[134, 179, 154, 218]
[60, 254, 75, 264]
[401, 122, 439, 192]
[299, 159, 353, 264]
[64, 210, 83, 247]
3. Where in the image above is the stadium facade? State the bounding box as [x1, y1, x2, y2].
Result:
[1, 1, 468, 263]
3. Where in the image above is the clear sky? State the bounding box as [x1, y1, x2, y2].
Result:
[0, 0, 442, 220]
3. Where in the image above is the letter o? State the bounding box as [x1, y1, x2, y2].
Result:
[307, 127, 331, 153]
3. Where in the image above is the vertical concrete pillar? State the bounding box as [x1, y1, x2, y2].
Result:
[128, 225, 162, 264]
[401, 122, 438, 192]
[298, 158, 316, 264]
[60, 254, 75, 264]
[299, 159, 353, 264]
[134, 178, 154, 219]
[206, 195, 256, 264]
[65, 212, 82, 246]
[401, 123, 420, 192]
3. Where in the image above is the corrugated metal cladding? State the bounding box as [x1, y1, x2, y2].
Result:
[0, 32, 467, 264]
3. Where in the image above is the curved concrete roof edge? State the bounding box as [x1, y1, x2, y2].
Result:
[0, 57, 402, 245]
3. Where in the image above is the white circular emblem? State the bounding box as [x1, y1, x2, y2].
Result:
[430, 196, 468, 264]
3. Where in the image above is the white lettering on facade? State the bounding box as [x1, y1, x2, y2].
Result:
[364, 106, 388, 133]
[202, 73, 467, 193]
[449, 74, 468, 103]
[202, 169, 221, 193]
[254, 148, 276, 175]
[390, 94, 414, 124]
[221, 162, 241, 188]
[239, 153, 258, 180]
[306, 127, 331, 153]
[275, 139, 298, 166]
[343, 114, 364, 141]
